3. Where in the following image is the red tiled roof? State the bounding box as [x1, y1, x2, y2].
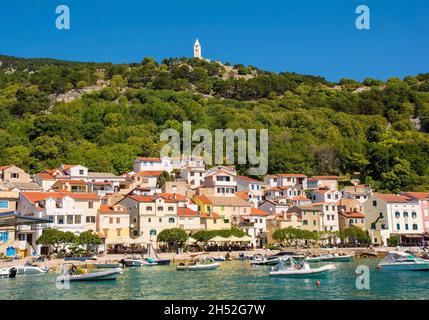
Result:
[236, 191, 249, 200]
[339, 211, 365, 219]
[136, 171, 163, 177]
[36, 173, 55, 180]
[136, 157, 161, 162]
[22, 191, 98, 203]
[127, 194, 179, 203]
[61, 165, 77, 170]
[374, 193, 412, 203]
[0, 165, 14, 170]
[156, 193, 187, 202]
[250, 208, 268, 216]
[292, 196, 309, 201]
[99, 204, 127, 214]
[53, 179, 87, 185]
[236, 176, 263, 183]
[403, 192, 429, 201]
[200, 212, 221, 219]
[178, 207, 199, 217]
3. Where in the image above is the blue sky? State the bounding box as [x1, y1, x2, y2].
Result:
[0, 0, 428, 81]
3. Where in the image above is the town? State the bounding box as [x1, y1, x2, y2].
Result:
[0, 155, 427, 259]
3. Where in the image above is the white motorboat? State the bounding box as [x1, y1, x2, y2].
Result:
[377, 251, 429, 271]
[305, 254, 352, 263]
[177, 257, 220, 271]
[270, 257, 336, 277]
[56, 267, 123, 282]
[16, 265, 49, 275]
[0, 267, 17, 278]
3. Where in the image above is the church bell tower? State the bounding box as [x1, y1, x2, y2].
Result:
[194, 39, 202, 59]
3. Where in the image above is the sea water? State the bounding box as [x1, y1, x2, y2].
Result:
[0, 259, 428, 300]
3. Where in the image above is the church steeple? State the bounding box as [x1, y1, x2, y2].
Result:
[194, 39, 202, 59]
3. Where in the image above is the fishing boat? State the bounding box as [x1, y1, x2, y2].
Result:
[177, 257, 220, 271]
[269, 257, 336, 277]
[377, 251, 429, 271]
[56, 266, 123, 282]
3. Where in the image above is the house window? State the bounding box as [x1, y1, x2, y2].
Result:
[109, 218, 113, 224]
[67, 215, 73, 224]
[412, 212, 417, 219]
[403, 212, 409, 218]
[396, 223, 400, 230]
[157, 206, 163, 211]
[0, 201, 9, 209]
[116, 218, 120, 224]
[168, 207, 174, 211]
[88, 202, 94, 209]
[86, 216, 95, 223]
[379, 212, 384, 218]
[303, 220, 308, 226]
[159, 218, 162, 223]
[413, 224, 418, 230]
[313, 221, 316, 226]
[117, 229, 121, 236]
[148, 218, 151, 222]
[58, 215, 64, 225]
[373, 200, 377, 207]
[150, 229, 157, 236]
[395, 212, 400, 218]
[169, 218, 175, 223]
[79, 170, 84, 175]
[405, 224, 409, 230]
[381, 224, 386, 229]
[75, 215, 81, 224]
[146, 206, 152, 211]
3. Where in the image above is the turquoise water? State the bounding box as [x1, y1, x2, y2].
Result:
[1, 259, 428, 300]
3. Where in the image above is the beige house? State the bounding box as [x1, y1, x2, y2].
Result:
[119, 194, 180, 244]
[338, 211, 365, 232]
[97, 204, 130, 244]
[193, 195, 251, 227]
[0, 191, 19, 213]
[0, 165, 30, 184]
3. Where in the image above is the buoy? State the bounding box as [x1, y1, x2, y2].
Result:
[315, 280, 321, 287]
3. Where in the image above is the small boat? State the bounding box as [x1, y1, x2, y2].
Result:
[64, 256, 97, 262]
[377, 251, 429, 271]
[144, 243, 171, 265]
[120, 257, 157, 267]
[0, 267, 17, 278]
[212, 256, 227, 262]
[56, 266, 123, 282]
[16, 265, 49, 275]
[177, 257, 220, 271]
[93, 263, 122, 269]
[250, 254, 279, 266]
[237, 252, 253, 260]
[269, 257, 336, 277]
[305, 254, 352, 263]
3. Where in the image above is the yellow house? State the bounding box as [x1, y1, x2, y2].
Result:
[97, 204, 130, 244]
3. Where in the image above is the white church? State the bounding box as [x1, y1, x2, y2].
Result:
[193, 39, 211, 62]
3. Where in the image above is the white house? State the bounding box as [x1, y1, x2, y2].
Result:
[236, 176, 264, 207]
[310, 189, 342, 203]
[364, 193, 423, 246]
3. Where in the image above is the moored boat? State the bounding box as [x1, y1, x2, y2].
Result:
[56, 266, 123, 282]
[0, 267, 17, 278]
[120, 258, 157, 267]
[305, 254, 352, 263]
[269, 257, 336, 277]
[377, 251, 429, 271]
[15, 265, 49, 275]
[177, 257, 220, 271]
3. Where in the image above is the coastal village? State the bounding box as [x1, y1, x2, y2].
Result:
[0, 155, 428, 258]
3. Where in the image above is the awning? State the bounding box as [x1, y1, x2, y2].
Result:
[0, 211, 53, 227]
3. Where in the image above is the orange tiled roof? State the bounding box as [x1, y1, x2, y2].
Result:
[193, 195, 213, 205]
[178, 207, 199, 217]
[99, 204, 127, 214]
[403, 192, 429, 200]
[22, 191, 98, 203]
[136, 157, 161, 162]
[0, 165, 14, 170]
[250, 208, 268, 216]
[374, 193, 412, 203]
[236, 175, 263, 183]
[135, 171, 164, 177]
[200, 212, 221, 219]
[276, 174, 306, 178]
[339, 211, 365, 219]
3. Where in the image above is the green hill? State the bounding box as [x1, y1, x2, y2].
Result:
[0, 54, 428, 192]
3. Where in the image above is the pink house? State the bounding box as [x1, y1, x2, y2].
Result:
[403, 192, 429, 233]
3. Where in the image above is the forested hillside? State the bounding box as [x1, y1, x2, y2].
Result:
[0, 55, 429, 193]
